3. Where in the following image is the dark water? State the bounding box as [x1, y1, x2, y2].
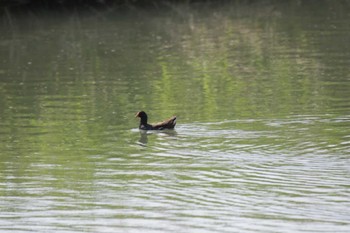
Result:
[0, 1, 350, 232]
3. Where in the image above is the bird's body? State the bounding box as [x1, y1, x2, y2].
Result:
[136, 111, 176, 130]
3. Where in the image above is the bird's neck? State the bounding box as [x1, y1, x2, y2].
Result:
[140, 117, 148, 125]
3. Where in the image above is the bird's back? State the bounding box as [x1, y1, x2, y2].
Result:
[152, 116, 177, 130]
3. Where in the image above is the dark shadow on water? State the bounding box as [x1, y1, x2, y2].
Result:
[138, 129, 178, 146]
[138, 130, 149, 145]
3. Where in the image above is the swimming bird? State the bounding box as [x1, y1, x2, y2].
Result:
[135, 111, 176, 130]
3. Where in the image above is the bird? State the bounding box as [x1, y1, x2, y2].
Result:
[135, 111, 176, 130]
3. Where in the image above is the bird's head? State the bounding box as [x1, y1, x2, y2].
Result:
[135, 111, 147, 118]
[136, 111, 148, 124]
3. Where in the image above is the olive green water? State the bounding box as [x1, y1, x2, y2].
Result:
[0, 2, 350, 232]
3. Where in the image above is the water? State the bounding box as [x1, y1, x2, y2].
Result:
[1, 1, 350, 232]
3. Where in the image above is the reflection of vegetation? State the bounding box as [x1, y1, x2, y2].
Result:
[1, 1, 349, 118]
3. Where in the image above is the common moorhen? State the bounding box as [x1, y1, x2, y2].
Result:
[136, 111, 176, 130]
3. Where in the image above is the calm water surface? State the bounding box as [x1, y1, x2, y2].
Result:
[0, 2, 350, 232]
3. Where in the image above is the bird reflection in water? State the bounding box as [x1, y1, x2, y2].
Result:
[138, 129, 178, 146]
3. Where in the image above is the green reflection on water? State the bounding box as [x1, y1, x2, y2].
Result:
[0, 3, 348, 150]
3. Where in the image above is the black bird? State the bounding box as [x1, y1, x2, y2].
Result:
[136, 111, 176, 130]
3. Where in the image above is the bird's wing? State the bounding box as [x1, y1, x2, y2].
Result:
[152, 116, 177, 129]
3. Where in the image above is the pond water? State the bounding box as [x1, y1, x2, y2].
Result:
[0, 1, 350, 232]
